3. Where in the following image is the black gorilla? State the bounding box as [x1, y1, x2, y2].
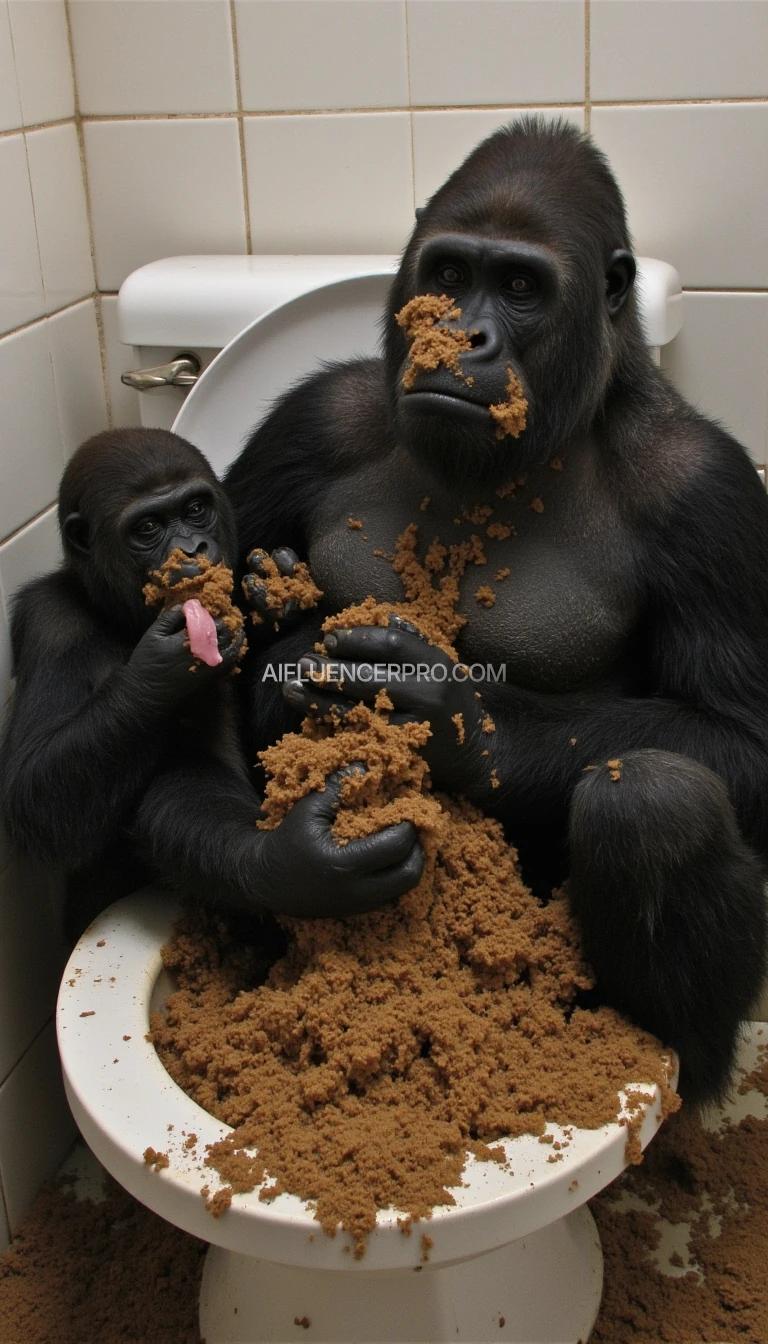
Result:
[0, 428, 423, 938]
[226, 118, 768, 1101]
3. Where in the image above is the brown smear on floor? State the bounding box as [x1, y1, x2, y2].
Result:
[396, 293, 474, 391]
[143, 547, 246, 652]
[0, 1171, 205, 1344]
[590, 1038, 768, 1343]
[150, 522, 677, 1259]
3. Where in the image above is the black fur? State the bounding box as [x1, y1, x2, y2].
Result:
[225, 117, 768, 1101]
[0, 428, 260, 938]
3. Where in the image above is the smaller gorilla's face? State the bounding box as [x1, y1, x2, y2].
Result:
[119, 478, 224, 578]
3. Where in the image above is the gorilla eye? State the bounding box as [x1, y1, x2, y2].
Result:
[131, 517, 161, 540]
[185, 498, 210, 522]
[435, 263, 466, 288]
[507, 274, 536, 295]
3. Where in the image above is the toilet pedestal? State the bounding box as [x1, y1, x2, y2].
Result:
[199, 1205, 602, 1343]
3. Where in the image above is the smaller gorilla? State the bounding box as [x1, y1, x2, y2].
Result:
[0, 428, 423, 938]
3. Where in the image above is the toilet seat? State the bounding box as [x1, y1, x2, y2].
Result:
[172, 273, 391, 478]
[57, 888, 673, 1276]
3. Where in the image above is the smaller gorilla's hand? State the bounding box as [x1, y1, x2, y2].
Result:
[255, 766, 425, 918]
[242, 546, 306, 627]
[128, 605, 243, 704]
[282, 619, 494, 795]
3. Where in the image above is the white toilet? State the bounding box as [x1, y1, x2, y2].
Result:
[57, 253, 685, 1344]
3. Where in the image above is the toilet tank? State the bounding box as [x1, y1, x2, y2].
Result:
[117, 253, 683, 435]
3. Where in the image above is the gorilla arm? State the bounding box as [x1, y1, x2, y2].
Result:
[0, 571, 237, 866]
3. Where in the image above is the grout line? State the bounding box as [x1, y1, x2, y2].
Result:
[0, 295, 96, 344]
[73, 95, 768, 125]
[0, 1014, 56, 1096]
[63, 0, 112, 428]
[0, 116, 74, 141]
[229, 0, 252, 255]
[584, 0, 591, 133]
[0, 502, 57, 551]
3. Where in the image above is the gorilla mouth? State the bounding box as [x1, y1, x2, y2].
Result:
[402, 388, 491, 416]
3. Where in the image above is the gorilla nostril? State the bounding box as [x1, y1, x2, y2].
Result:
[469, 330, 486, 348]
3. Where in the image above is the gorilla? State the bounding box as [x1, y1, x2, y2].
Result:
[225, 117, 768, 1101]
[0, 428, 423, 938]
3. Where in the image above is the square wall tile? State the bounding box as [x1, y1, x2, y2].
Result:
[84, 119, 247, 291]
[0, 1021, 77, 1230]
[48, 302, 107, 458]
[100, 295, 141, 429]
[0, 1, 22, 133]
[69, 0, 236, 115]
[25, 124, 94, 313]
[0, 322, 63, 540]
[0, 134, 45, 335]
[244, 112, 414, 252]
[235, 0, 408, 111]
[7, 0, 74, 126]
[0, 506, 62, 604]
[662, 293, 768, 467]
[590, 105, 768, 290]
[591, 1, 768, 102]
[407, 0, 584, 107]
[413, 106, 585, 208]
[0, 858, 68, 1084]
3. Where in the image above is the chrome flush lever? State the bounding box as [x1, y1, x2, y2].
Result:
[121, 353, 200, 391]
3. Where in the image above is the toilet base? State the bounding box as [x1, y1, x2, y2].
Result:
[199, 1204, 603, 1344]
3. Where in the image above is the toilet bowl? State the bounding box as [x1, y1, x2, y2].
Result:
[58, 888, 676, 1344]
[53, 253, 689, 1343]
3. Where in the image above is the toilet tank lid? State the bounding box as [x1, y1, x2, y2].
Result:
[117, 254, 398, 348]
[117, 253, 683, 350]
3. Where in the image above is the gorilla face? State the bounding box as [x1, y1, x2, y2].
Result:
[385, 120, 640, 493]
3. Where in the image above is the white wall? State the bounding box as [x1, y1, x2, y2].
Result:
[1, 0, 767, 1241]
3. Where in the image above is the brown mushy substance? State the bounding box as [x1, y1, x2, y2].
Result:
[590, 1037, 768, 1342]
[143, 547, 246, 657]
[243, 549, 322, 626]
[0, 1171, 205, 1343]
[395, 293, 474, 391]
[151, 526, 676, 1257]
[489, 368, 528, 440]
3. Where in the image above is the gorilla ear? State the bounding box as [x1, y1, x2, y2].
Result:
[63, 512, 90, 558]
[605, 249, 636, 316]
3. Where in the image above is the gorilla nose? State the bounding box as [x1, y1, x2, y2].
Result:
[462, 317, 503, 361]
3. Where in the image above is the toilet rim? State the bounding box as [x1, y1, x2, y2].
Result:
[57, 888, 675, 1273]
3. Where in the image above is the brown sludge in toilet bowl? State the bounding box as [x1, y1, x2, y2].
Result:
[143, 547, 247, 655]
[150, 524, 677, 1259]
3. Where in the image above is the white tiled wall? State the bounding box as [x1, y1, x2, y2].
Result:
[1, 0, 767, 1240]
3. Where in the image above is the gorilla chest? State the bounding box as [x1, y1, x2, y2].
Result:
[308, 464, 640, 691]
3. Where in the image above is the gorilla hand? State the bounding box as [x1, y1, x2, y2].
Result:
[254, 766, 425, 917]
[128, 605, 244, 704]
[283, 619, 493, 795]
[242, 546, 307, 627]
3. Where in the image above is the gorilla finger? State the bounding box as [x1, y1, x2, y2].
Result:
[337, 843, 426, 913]
[323, 625, 435, 663]
[272, 546, 300, 577]
[333, 821, 421, 876]
[298, 655, 383, 702]
[282, 680, 350, 720]
[241, 573, 272, 614]
[154, 605, 188, 635]
[245, 548, 269, 576]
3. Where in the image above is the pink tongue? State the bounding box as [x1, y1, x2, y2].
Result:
[183, 599, 222, 667]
